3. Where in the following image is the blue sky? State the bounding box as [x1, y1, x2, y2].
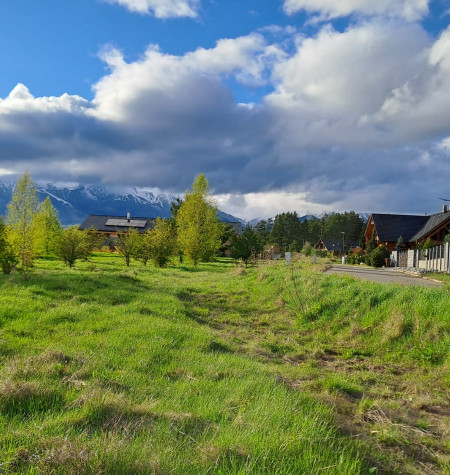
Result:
[1, 0, 450, 219]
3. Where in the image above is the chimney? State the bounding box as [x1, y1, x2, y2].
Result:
[127, 212, 131, 221]
[443, 205, 448, 213]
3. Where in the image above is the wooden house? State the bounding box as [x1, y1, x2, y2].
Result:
[315, 238, 359, 255]
[364, 206, 450, 250]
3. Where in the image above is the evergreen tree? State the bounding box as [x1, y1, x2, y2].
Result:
[7, 171, 40, 270]
[270, 212, 301, 249]
[34, 197, 62, 255]
[395, 236, 406, 251]
[176, 174, 224, 265]
[253, 219, 271, 245]
[230, 226, 263, 263]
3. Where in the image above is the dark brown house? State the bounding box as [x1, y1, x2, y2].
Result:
[364, 207, 450, 251]
[315, 238, 359, 255]
[79, 214, 155, 238]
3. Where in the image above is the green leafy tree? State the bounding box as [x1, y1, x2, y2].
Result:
[147, 218, 177, 267]
[7, 171, 40, 270]
[115, 228, 141, 267]
[132, 233, 152, 266]
[34, 197, 62, 255]
[176, 174, 224, 265]
[170, 198, 184, 262]
[0, 216, 18, 274]
[55, 227, 95, 268]
[230, 226, 263, 264]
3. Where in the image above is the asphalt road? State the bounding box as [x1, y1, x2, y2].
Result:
[325, 265, 442, 287]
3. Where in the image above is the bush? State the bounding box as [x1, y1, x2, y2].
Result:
[367, 246, 390, 267]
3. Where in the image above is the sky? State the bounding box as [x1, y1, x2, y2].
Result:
[1, 0, 450, 220]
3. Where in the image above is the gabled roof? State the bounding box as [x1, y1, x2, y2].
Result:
[370, 214, 428, 242]
[79, 215, 155, 233]
[316, 239, 359, 252]
[409, 210, 450, 242]
[370, 211, 450, 243]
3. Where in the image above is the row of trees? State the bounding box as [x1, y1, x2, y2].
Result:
[228, 211, 366, 263]
[0, 172, 226, 273]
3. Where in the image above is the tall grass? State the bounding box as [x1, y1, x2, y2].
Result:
[0, 254, 448, 473]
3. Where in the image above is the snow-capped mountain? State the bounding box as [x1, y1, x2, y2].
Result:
[0, 183, 243, 226]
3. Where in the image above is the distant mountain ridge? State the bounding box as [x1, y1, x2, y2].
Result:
[0, 183, 245, 226]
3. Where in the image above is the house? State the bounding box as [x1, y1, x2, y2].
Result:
[364, 206, 450, 250]
[79, 214, 155, 238]
[315, 238, 359, 255]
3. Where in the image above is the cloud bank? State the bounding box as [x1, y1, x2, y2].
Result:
[283, 0, 430, 21]
[104, 0, 200, 18]
[1, 19, 450, 217]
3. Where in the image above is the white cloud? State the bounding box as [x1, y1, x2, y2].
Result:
[92, 34, 281, 121]
[2, 21, 450, 217]
[104, 0, 200, 18]
[0, 84, 89, 117]
[283, 0, 430, 21]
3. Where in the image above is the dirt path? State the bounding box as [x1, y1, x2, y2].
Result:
[325, 265, 442, 287]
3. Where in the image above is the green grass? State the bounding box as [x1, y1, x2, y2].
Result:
[0, 254, 449, 474]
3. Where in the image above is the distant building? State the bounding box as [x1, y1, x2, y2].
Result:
[364, 206, 450, 250]
[79, 214, 155, 237]
[315, 238, 359, 255]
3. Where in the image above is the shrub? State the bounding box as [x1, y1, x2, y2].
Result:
[367, 246, 390, 267]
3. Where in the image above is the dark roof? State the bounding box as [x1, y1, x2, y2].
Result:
[371, 212, 450, 243]
[79, 215, 155, 233]
[371, 214, 428, 242]
[316, 239, 359, 252]
[409, 210, 450, 241]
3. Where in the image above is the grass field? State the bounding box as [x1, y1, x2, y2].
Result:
[0, 254, 449, 474]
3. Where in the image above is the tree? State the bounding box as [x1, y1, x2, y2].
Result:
[55, 227, 95, 268]
[34, 197, 62, 256]
[170, 197, 184, 262]
[230, 226, 263, 264]
[0, 216, 18, 274]
[176, 174, 224, 265]
[115, 228, 141, 267]
[270, 212, 301, 249]
[395, 236, 406, 251]
[133, 233, 152, 266]
[147, 218, 177, 267]
[7, 171, 40, 271]
[253, 219, 272, 245]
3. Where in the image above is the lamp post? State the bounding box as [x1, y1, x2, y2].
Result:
[341, 231, 345, 263]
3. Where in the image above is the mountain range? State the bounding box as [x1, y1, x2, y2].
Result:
[0, 182, 245, 226]
[0, 182, 370, 227]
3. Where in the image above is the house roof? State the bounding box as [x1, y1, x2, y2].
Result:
[316, 239, 359, 252]
[409, 210, 450, 242]
[370, 211, 450, 243]
[370, 214, 428, 242]
[79, 215, 155, 233]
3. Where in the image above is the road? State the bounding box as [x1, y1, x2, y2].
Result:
[325, 265, 442, 287]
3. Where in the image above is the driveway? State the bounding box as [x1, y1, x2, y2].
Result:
[325, 265, 442, 287]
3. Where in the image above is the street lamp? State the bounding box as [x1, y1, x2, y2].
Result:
[341, 231, 345, 262]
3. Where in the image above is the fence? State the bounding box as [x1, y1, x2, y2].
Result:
[391, 242, 450, 273]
